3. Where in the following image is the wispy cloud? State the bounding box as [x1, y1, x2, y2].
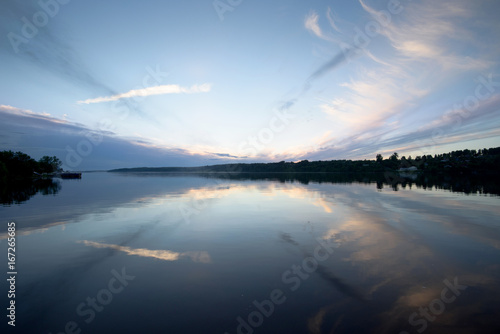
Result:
[305, 11, 324, 39]
[277, 16, 356, 113]
[326, 7, 341, 33]
[210, 152, 242, 159]
[307, 48, 356, 83]
[299, 93, 500, 161]
[77, 83, 212, 104]
[292, 0, 500, 161]
[359, 0, 493, 71]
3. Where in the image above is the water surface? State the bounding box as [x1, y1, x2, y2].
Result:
[1, 172, 499, 334]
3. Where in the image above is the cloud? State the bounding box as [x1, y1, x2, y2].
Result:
[307, 47, 356, 83]
[0, 104, 248, 169]
[277, 23, 357, 113]
[266, 82, 500, 162]
[283, 1, 500, 162]
[305, 11, 324, 38]
[359, 0, 494, 71]
[277, 7, 364, 116]
[326, 7, 341, 32]
[0, 104, 88, 131]
[77, 83, 212, 104]
[300, 92, 500, 161]
[211, 152, 241, 159]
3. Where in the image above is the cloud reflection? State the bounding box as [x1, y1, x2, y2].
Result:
[79, 240, 211, 263]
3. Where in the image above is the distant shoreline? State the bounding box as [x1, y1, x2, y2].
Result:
[107, 147, 500, 175]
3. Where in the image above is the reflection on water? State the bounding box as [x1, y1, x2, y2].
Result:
[79, 240, 212, 263]
[0, 177, 61, 205]
[181, 171, 500, 195]
[0, 172, 499, 333]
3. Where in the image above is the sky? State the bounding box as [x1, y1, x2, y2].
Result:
[1, 0, 499, 170]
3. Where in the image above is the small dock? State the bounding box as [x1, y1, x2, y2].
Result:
[60, 172, 82, 179]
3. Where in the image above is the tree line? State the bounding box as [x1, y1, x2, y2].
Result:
[2, 146, 498, 181]
[110, 147, 500, 174]
[0, 150, 63, 182]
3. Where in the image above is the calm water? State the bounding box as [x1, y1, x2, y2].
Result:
[1, 172, 500, 334]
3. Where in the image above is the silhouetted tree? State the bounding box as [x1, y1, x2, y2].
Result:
[0, 151, 37, 178]
[38, 156, 63, 173]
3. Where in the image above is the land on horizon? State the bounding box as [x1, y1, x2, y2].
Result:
[108, 147, 500, 174]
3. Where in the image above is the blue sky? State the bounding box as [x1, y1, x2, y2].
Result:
[1, 0, 499, 170]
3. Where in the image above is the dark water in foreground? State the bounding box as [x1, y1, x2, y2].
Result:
[1, 172, 500, 334]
